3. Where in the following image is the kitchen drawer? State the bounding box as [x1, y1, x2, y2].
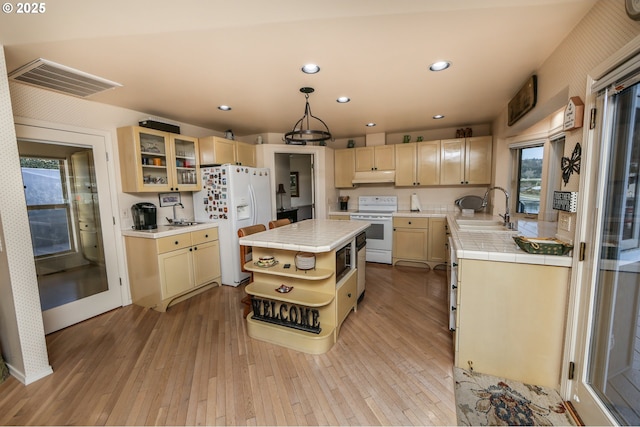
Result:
[191, 227, 218, 245]
[337, 270, 357, 327]
[393, 217, 428, 229]
[156, 233, 192, 254]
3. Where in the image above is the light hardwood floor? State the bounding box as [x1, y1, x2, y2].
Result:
[0, 263, 456, 426]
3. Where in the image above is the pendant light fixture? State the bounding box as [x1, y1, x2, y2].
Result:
[284, 87, 333, 145]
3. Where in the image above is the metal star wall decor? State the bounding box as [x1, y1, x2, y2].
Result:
[561, 143, 581, 186]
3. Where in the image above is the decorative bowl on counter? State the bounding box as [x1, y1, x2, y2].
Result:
[256, 256, 277, 267]
[513, 236, 573, 255]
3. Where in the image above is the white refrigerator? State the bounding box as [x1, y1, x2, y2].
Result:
[194, 165, 272, 286]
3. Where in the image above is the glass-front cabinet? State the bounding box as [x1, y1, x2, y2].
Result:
[117, 126, 200, 192]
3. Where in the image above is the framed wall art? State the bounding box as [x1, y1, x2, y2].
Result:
[290, 172, 299, 197]
[508, 75, 537, 126]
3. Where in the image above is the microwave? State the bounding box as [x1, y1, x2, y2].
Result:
[336, 243, 351, 282]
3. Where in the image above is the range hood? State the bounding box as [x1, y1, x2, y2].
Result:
[352, 170, 396, 184]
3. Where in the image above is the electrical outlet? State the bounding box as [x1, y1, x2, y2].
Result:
[558, 212, 572, 232]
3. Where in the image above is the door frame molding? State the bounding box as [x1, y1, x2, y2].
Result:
[561, 36, 640, 425]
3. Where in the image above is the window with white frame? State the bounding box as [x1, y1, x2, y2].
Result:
[510, 136, 564, 219]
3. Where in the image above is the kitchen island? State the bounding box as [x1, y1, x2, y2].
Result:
[239, 219, 369, 354]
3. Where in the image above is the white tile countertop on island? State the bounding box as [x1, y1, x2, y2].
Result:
[238, 219, 370, 253]
[121, 222, 219, 239]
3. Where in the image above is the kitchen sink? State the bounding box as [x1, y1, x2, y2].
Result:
[169, 221, 200, 227]
[455, 219, 515, 232]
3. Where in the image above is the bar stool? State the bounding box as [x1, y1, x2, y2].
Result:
[268, 218, 291, 229]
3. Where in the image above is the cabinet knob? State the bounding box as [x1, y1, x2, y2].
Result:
[189, 248, 193, 252]
[452, 284, 457, 289]
[347, 293, 352, 298]
[450, 328, 456, 332]
[174, 241, 179, 245]
[205, 234, 209, 238]
[194, 246, 198, 250]
[451, 306, 456, 311]
[408, 221, 412, 224]
[452, 262, 458, 267]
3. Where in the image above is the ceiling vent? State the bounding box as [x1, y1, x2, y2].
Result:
[8, 58, 122, 98]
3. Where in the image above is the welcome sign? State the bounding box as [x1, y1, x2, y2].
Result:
[251, 297, 321, 334]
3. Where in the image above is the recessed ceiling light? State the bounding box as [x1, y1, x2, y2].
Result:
[429, 61, 451, 72]
[218, 105, 232, 111]
[433, 114, 445, 119]
[366, 123, 376, 127]
[337, 96, 350, 103]
[301, 64, 320, 74]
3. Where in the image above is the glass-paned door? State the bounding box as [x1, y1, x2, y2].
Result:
[16, 123, 122, 334]
[569, 67, 640, 425]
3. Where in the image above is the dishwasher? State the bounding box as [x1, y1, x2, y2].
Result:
[355, 231, 366, 302]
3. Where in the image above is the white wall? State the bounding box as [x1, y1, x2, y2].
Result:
[0, 46, 52, 384]
[491, 0, 640, 240]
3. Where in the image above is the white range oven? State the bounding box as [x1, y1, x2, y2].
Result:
[349, 196, 397, 264]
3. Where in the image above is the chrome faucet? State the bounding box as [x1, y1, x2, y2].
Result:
[482, 186, 512, 228]
[172, 202, 184, 223]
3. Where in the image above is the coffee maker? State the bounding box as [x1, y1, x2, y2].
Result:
[131, 202, 157, 230]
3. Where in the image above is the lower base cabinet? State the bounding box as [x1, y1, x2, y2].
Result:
[125, 227, 221, 311]
[455, 259, 569, 388]
[392, 216, 447, 268]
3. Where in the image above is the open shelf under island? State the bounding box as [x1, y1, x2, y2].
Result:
[239, 219, 370, 354]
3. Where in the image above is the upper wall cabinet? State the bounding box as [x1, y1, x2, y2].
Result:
[354, 145, 395, 172]
[334, 149, 356, 188]
[440, 136, 492, 185]
[199, 136, 256, 167]
[117, 126, 201, 193]
[395, 140, 441, 186]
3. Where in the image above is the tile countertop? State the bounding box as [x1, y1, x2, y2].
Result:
[394, 210, 573, 267]
[122, 222, 219, 239]
[238, 219, 370, 253]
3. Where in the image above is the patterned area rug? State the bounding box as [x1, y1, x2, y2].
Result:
[454, 368, 577, 426]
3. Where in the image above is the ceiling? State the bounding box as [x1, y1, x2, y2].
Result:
[1, 0, 598, 139]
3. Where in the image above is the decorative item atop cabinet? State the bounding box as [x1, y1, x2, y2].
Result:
[198, 136, 256, 167]
[117, 126, 201, 193]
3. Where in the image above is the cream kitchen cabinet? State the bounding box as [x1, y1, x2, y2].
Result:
[329, 214, 351, 220]
[354, 145, 395, 172]
[393, 217, 429, 266]
[117, 126, 201, 193]
[455, 259, 569, 388]
[199, 136, 256, 167]
[124, 226, 221, 312]
[395, 140, 441, 186]
[427, 217, 447, 264]
[440, 136, 492, 185]
[393, 216, 447, 268]
[334, 148, 356, 188]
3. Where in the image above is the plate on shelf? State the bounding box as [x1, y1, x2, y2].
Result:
[275, 284, 293, 293]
